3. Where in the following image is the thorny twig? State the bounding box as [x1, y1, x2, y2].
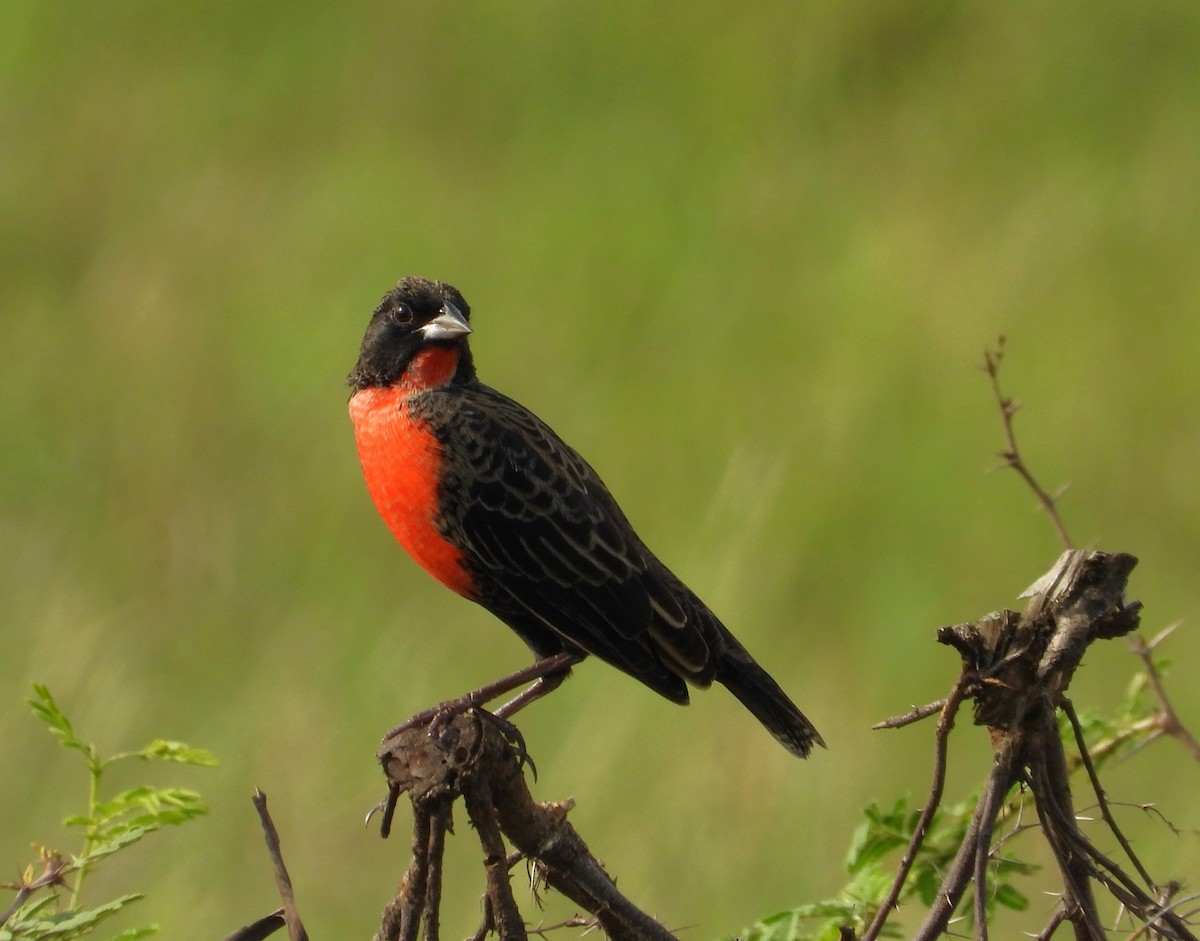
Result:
[861, 674, 970, 941]
[983, 337, 1073, 551]
[1061, 699, 1155, 888]
[1130, 625, 1200, 762]
[872, 699, 947, 730]
[1034, 903, 1070, 941]
[528, 915, 599, 939]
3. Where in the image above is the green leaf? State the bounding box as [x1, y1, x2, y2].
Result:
[137, 740, 218, 767]
[104, 926, 158, 941]
[4, 894, 143, 939]
[2, 890, 60, 930]
[27, 685, 88, 756]
[74, 827, 154, 866]
[912, 863, 941, 906]
[739, 908, 805, 941]
[846, 802, 909, 875]
[992, 854, 1037, 878]
[993, 883, 1029, 911]
[92, 788, 208, 832]
[843, 863, 892, 906]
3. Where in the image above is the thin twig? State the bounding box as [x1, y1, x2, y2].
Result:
[463, 774, 528, 941]
[912, 734, 1024, 941]
[983, 338, 1073, 550]
[1025, 721, 1105, 941]
[375, 803, 432, 941]
[1130, 627, 1200, 762]
[1033, 903, 1069, 941]
[862, 674, 970, 941]
[1061, 698, 1156, 888]
[1044, 811, 1197, 941]
[422, 800, 453, 941]
[251, 791, 309, 941]
[873, 699, 947, 730]
[975, 779, 1006, 941]
[528, 915, 599, 939]
[1120, 888, 1198, 941]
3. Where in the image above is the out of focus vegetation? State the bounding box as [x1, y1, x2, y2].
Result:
[2, 3, 1197, 938]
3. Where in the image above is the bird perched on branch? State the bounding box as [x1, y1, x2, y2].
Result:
[348, 276, 822, 757]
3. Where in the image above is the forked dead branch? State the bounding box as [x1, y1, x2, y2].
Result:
[372, 714, 680, 941]
[868, 549, 1188, 941]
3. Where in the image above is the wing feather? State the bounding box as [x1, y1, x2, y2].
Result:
[425, 384, 716, 693]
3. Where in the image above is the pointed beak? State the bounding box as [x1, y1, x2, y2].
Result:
[419, 301, 472, 342]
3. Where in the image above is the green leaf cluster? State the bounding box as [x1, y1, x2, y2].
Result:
[728, 795, 1037, 941]
[1, 686, 215, 941]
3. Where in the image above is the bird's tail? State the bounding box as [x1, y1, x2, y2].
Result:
[715, 641, 824, 758]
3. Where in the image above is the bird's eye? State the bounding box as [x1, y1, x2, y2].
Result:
[393, 305, 414, 325]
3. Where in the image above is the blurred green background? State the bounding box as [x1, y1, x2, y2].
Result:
[3, 2, 1199, 938]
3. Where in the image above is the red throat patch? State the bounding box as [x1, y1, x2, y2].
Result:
[348, 355, 476, 599]
[399, 345, 461, 394]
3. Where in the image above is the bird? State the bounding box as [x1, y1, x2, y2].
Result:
[347, 276, 822, 758]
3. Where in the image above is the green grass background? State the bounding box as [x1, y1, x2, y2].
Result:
[3, 2, 1199, 938]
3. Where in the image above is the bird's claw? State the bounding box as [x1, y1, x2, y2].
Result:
[472, 708, 538, 780]
[368, 784, 402, 839]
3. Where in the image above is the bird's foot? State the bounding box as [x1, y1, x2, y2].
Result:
[380, 697, 535, 775]
[471, 707, 536, 779]
[378, 691, 483, 747]
[365, 784, 402, 838]
[373, 705, 536, 840]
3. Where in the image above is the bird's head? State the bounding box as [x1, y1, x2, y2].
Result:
[348, 276, 475, 390]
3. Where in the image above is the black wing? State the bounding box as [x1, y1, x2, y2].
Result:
[429, 383, 717, 703]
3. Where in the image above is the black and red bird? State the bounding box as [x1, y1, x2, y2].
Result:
[348, 276, 822, 757]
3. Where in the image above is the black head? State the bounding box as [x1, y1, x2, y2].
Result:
[348, 276, 475, 389]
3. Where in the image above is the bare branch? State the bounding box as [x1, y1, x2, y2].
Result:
[1033, 903, 1070, 941]
[873, 699, 947, 730]
[251, 791, 309, 941]
[911, 733, 1024, 941]
[1061, 698, 1156, 888]
[462, 774, 527, 941]
[1130, 627, 1200, 762]
[983, 338, 1074, 550]
[377, 713, 681, 941]
[862, 674, 969, 941]
[220, 911, 287, 941]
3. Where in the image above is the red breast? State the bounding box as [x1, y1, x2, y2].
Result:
[348, 346, 477, 599]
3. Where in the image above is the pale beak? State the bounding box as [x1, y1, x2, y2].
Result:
[419, 301, 473, 342]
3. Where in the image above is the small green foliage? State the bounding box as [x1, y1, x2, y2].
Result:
[3, 894, 144, 940]
[137, 741, 218, 767]
[26, 686, 89, 756]
[991, 882, 1029, 912]
[846, 799, 912, 874]
[726, 796, 1040, 941]
[1, 685, 214, 941]
[1064, 659, 1167, 771]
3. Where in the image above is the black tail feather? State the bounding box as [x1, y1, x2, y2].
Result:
[716, 648, 823, 758]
